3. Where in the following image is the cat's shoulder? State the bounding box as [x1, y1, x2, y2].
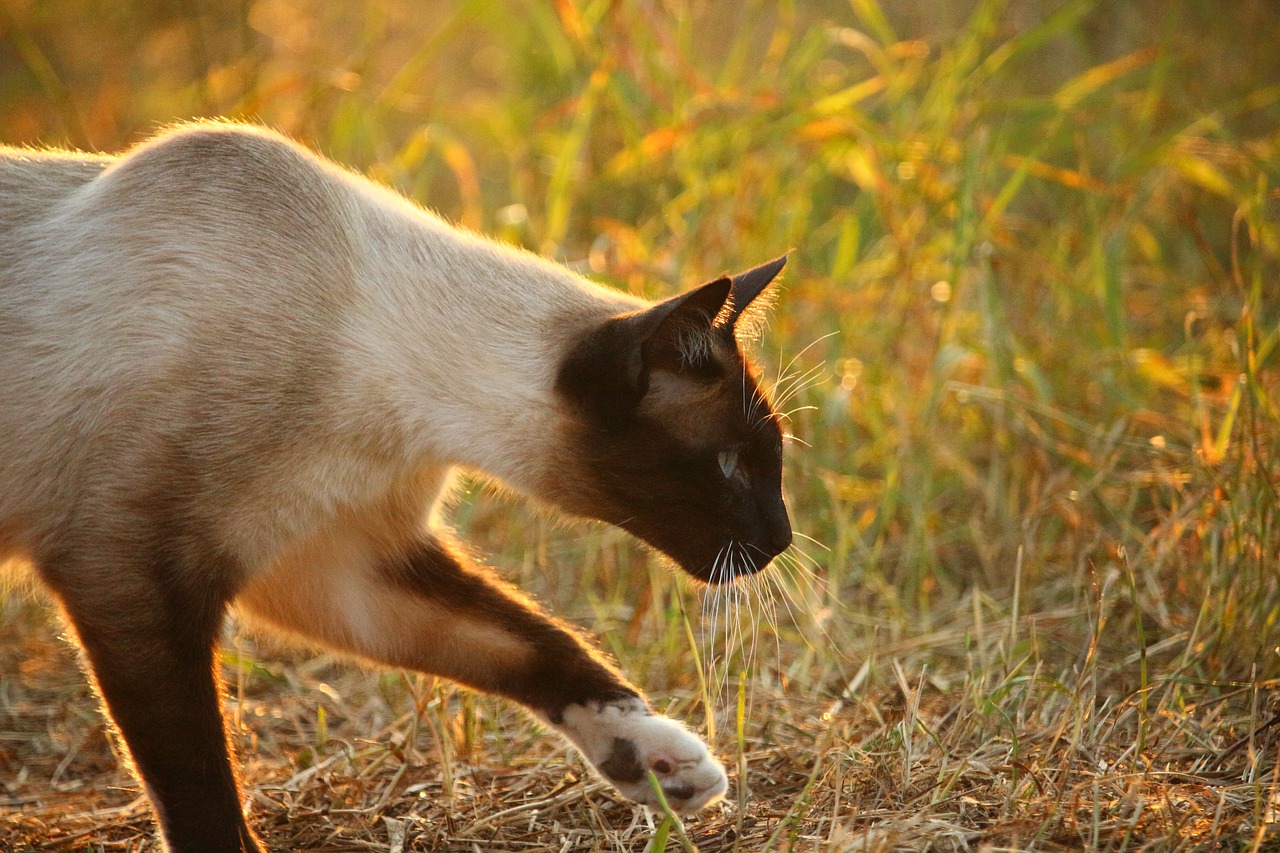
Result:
[99, 122, 333, 194]
[55, 122, 366, 248]
[122, 121, 315, 169]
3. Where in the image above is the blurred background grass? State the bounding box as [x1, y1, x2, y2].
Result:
[2, 0, 1279, 848]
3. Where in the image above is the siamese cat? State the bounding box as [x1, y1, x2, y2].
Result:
[0, 122, 791, 853]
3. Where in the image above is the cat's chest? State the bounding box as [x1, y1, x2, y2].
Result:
[216, 444, 447, 577]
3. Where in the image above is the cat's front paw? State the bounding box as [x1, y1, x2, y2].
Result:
[558, 699, 727, 812]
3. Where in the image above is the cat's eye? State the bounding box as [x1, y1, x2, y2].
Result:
[718, 449, 740, 480]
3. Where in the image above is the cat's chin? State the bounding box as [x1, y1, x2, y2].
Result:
[666, 545, 781, 586]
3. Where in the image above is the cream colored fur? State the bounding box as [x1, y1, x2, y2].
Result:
[0, 122, 727, 816]
[0, 122, 640, 574]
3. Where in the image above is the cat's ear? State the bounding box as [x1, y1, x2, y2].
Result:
[557, 278, 731, 428]
[640, 276, 733, 374]
[724, 254, 787, 331]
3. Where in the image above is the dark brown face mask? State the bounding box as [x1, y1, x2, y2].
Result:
[555, 256, 792, 583]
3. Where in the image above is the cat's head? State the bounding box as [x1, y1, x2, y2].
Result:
[555, 256, 791, 584]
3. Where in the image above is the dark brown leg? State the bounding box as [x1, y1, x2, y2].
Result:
[39, 548, 262, 853]
[238, 534, 727, 810]
[240, 535, 639, 720]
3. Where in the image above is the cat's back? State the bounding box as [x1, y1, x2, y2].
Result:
[0, 125, 364, 544]
[0, 148, 113, 278]
[0, 125, 356, 303]
[0, 146, 110, 230]
[0, 125, 356, 380]
[83, 123, 353, 244]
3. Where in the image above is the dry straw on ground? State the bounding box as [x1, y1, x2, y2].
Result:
[3, 586, 1276, 851]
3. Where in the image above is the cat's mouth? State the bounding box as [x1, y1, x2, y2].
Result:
[683, 538, 790, 586]
[612, 498, 793, 586]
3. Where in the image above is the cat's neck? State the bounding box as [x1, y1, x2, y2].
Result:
[338, 182, 640, 495]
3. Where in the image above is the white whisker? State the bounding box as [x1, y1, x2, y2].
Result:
[774, 404, 819, 420]
[766, 555, 808, 640]
[791, 530, 831, 551]
[772, 331, 840, 396]
[771, 362, 827, 410]
[701, 544, 728, 672]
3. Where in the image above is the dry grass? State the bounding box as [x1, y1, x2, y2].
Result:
[4, 582, 1278, 851]
[3, 0, 1280, 849]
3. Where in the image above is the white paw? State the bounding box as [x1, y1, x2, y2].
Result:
[557, 698, 727, 812]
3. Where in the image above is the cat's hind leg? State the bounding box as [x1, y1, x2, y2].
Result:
[36, 542, 263, 853]
[237, 534, 727, 811]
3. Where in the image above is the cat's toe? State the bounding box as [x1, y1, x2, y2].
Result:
[651, 756, 728, 813]
[559, 701, 727, 812]
[605, 762, 726, 812]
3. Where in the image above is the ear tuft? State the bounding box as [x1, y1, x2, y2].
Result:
[725, 255, 787, 333]
[643, 276, 732, 373]
[556, 277, 733, 429]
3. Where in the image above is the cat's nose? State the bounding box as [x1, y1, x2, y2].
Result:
[769, 523, 792, 554]
[761, 498, 792, 556]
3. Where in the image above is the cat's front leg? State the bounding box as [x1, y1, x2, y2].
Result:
[238, 534, 726, 812]
[554, 697, 727, 812]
